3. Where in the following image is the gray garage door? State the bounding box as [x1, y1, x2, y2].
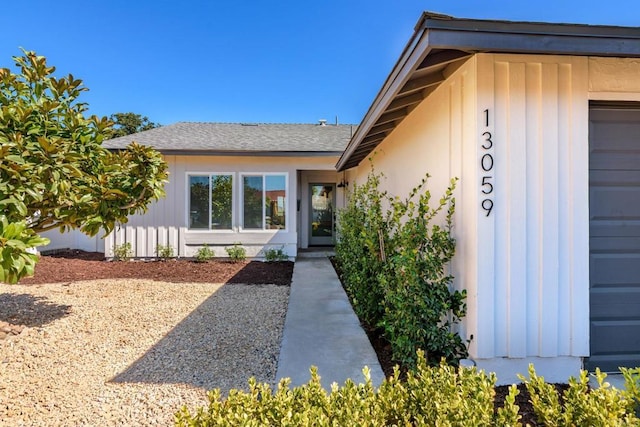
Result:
[588, 102, 640, 372]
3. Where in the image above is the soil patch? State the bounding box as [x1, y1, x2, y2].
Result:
[20, 249, 293, 286]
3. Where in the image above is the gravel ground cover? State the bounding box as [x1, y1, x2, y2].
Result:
[0, 278, 289, 426]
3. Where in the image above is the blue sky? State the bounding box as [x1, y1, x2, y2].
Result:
[2, 1, 638, 125]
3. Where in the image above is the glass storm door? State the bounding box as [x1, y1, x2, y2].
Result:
[309, 184, 335, 246]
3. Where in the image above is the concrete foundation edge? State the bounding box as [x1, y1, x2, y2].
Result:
[474, 356, 583, 385]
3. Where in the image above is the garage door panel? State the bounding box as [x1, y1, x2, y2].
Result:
[590, 187, 640, 219]
[591, 320, 640, 354]
[591, 253, 640, 286]
[591, 153, 640, 170]
[588, 103, 640, 372]
[591, 222, 640, 238]
[590, 287, 640, 318]
[590, 170, 640, 186]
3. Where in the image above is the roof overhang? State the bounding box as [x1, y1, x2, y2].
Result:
[336, 12, 640, 171]
[130, 149, 344, 157]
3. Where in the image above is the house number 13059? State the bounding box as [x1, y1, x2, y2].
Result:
[481, 109, 494, 216]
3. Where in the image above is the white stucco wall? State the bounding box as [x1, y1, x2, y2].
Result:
[100, 154, 339, 259]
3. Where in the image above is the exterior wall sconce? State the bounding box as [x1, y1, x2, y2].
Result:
[337, 180, 348, 188]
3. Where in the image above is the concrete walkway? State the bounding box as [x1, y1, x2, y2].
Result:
[276, 256, 386, 390]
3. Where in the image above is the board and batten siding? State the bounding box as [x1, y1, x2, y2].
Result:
[473, 54, 590, 382]
[347, 54, 594, 383]
[104, 155, 339, 258]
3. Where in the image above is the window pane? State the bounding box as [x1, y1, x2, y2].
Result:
[266, 175, 286, 229]
[243, 176, 263, 229]
[211, 175, 232, 230]
[189, 176, 209, 229]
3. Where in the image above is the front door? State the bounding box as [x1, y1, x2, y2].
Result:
[309, 184, 335, 246]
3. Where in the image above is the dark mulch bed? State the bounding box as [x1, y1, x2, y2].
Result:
[19, 249, 293, 285]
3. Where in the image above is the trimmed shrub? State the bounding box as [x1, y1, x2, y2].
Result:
[112, 242, 132, 261]
[174, 351, 519, 426]
[175, 354, 640, 426]
[155, 244, 174, 260]
[226, 243, 246, 262]
[194, 245, 215, 263]
[521, 365, 640, 426]
[263, 246, 289, 262]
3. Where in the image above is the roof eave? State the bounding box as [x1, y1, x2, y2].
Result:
[336, 14, 640, 171]
[110, 148, 344, 157]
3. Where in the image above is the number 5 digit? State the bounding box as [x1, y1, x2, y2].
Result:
[481, 176, 493, 194]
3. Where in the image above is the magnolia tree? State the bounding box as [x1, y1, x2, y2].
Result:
[0, 51, 168, 283]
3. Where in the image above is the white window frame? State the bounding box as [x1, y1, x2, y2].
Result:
[239, 172, 289, 232]
[186, 172, 235, 232]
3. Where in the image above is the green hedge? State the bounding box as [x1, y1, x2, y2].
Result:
[175, 352, 640, 426]
[335, 163, 466, 367]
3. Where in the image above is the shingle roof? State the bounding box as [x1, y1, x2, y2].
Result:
[104, 122, 355, 155]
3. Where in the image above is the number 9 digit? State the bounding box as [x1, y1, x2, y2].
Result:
[482, 199, 493, 217]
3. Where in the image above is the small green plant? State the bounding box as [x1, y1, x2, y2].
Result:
[112, 242, 132, 261]
[263, 246, 289, 262]
[194, 244, 215, 262]
[155, 244, 174, 260]
[226, 243, 246, 262]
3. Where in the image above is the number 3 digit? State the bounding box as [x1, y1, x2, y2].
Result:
[482, 131, 493, 149]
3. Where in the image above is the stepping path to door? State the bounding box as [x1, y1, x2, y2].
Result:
[276, 256, 386, 390]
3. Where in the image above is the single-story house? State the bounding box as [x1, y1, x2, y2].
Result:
[45, 12, 640, 383]
[43, 121, 354, 258]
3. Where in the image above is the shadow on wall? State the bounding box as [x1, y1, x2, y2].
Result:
[109, 265, 291, 393]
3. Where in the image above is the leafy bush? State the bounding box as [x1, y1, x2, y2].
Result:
[175, 351, 520, 426]
[381, 175, 466, 366]
[335, 166, 387, 326]
[155, 244, 174, 260]
[226, 243, 246, 262]
[112, 242, 133, 261]
[263, 246, 289, 262]
[175, 353, 640, 426]
[194, 245, 215, 263]
[521, 365, 640, 426]
[0, 215, 49, 283]
[336, 162, 466, 368]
